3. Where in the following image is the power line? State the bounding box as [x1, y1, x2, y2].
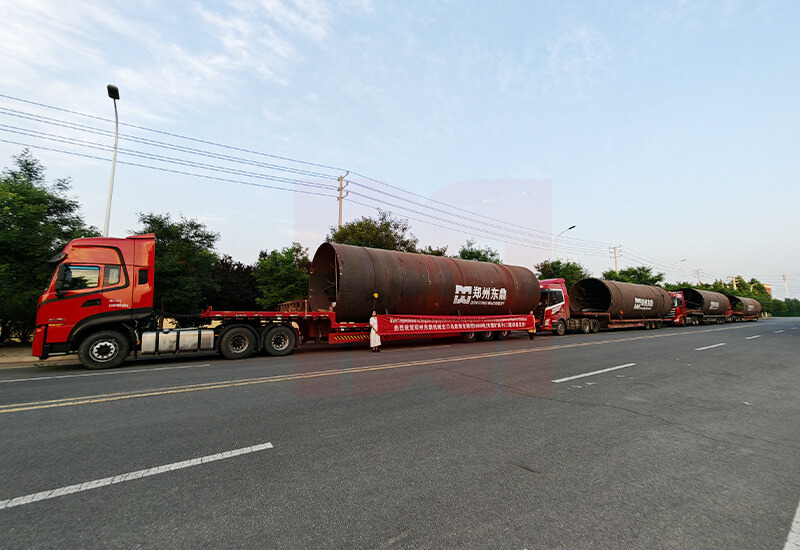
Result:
[0, 93, 791, 285]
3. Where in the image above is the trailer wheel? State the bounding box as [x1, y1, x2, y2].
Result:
[219, 327, 256, 360]
[78, 330, 130, 370]
[478, 331, 494, 341]
[580, 319, 591, 334]
[461, 332, 477, 343]
[495, 330, 510, 340]
[555, 320, 567, 336]
[263, 326, 296, 357]
[590, 319, 600, 333]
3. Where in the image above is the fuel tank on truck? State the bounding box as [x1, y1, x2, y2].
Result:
[569, 278, 673, 319]
[730, 296, 762, 315]
[308, 243, 541, 322]
[679, 288, 731, 314]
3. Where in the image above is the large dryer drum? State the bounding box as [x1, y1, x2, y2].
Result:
[569, 278, 673, 319]
[309, 243, 541, 322]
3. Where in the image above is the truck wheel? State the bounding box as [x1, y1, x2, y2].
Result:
[461, 332, 477, 343]
[495, 330, 510, 340]
[555, 320, 567, 336]
[590, 319, 600, 333]
[219, 327, 256, 360]
[580, 319, 591, 334]
[478, 331, 494, 341]
[78, 330, 130, 370]
[263, 326, 296, 357]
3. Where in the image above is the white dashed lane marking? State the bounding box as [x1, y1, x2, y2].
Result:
[553, 363, 636, 384]
[0, 442, 274, 510]
[695, 343, 726, 351]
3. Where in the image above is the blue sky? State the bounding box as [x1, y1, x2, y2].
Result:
[1, 0, 798, 297]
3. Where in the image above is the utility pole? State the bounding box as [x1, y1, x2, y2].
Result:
[337, 171, 349, 229]
[610, 246, 620, 272]
[694, 269, 702, 285]
[784, 273, 789, 298]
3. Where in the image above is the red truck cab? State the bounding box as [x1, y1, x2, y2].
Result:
[536, 278, 571, 335]
[667, 291, 687, 326]
[32, 234, 155, 362]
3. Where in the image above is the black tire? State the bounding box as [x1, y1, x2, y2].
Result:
[461, 332, 477, 343]
[478, 331, 494, 341]
[555, 320, 567, 336]
[78, 330, 130, 370]
[580, 319, 591, 334]
[219, 326, 256, 360]
[644, 321, 651, 330]
[263, 325, 296, 357]
[590, 319, 600, 333]
[495, 330, 510, 341]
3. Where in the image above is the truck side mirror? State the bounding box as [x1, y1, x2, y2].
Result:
[54, 265, 67, 295]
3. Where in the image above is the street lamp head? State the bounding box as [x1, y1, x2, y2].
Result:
[107, 84, 120, 100]
[568, 225, 576, 230]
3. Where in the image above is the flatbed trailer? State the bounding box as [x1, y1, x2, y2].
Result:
[200, 307, 536, 357]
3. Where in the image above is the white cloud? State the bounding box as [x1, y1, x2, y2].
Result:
[0, 0, 372, 116]
[546, 25, 613, 99]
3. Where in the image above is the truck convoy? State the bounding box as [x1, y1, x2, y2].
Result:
[31, 234, 763, 369]
[536, 278, 760, 335]
[32, 235, 539, 369]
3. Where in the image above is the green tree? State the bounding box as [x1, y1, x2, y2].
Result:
[253, 242, 311, 310]
[602, 266, 665, 286]
[534, 259, 591, 290]
[0, 150, 98, 342]
[133, 212, 219, 317]
[418, 244, 448, 256]
[327, 210, 418, 252]
[457, 240, 501, 263]
[772, 299, 788, 313]
[207, 255, 259, 311]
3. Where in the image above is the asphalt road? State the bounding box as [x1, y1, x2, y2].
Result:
[1, 318, 799, 549]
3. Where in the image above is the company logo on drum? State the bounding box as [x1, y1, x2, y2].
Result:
[633, 297, 654, 310]
[453, 284, 508, 306]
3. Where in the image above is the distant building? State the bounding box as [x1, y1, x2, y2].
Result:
[763, 284, 772, 297]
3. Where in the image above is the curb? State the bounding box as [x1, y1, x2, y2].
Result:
[0, 351, 79, 368]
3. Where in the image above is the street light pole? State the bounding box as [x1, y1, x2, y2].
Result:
[554, 225, 576, 260]
[103, 84, 120, 237]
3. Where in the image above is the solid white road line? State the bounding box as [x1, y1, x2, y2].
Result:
[552, 363, 636, 384]
[0, 442, 273, 510]
[0, 363, 213, 384]
[784, 497, 800, 550]
[775, 330, 785, 334]
[695, 343, 726, 351]
[745, 335, 762, 340]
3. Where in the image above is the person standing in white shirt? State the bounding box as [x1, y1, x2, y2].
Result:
[369, 311, 381, 352]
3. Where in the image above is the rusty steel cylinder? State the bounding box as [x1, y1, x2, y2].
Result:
[730, 295, 762, 315]
[308, 243, 541, 322]
[679, 288, 731, 315]
[569, 278, 673, 319]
